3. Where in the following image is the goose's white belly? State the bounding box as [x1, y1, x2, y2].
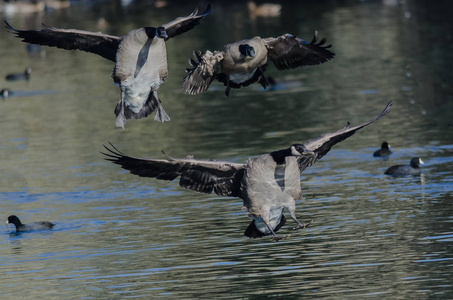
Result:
[229, 72, 256, 84]
[114, 29, 168, 113]
[123, 86, 150, 113]
[242, 155, 302, 215]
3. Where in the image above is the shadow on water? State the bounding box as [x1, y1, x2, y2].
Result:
[0, 0, 452, 298]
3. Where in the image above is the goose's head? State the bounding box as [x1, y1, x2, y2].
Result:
[239, 44, 255, 57]
[290, 144, 313, 156]
[156, 27, 168, 39]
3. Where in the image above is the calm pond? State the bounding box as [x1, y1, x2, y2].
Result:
[1, 0, 452, 298]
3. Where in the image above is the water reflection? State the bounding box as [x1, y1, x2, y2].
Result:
[1, 0, 453, 299]
[0, 89, 59, 98]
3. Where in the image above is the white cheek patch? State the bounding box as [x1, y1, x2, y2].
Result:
[291, 146, 302, 156]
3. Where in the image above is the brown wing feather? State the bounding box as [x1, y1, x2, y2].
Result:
[102, 142, 245, 197]
[162, 4, 211, 39]
[5, 21, 121, 62]
[182, 50, 223, 95]
[297, 101, 392, 172]
[265, 31, 335, 70]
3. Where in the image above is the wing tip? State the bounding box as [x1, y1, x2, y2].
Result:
[101, 142, 124, 160]
[203, 3, 212, 16]
[4, 20, 18, 34]
[161, 150, 176, 161]
[377, 100, 392, 120]
[190, 7, 199, 17]
[189, 3, 210, 18]
[309, 30, 334, 53]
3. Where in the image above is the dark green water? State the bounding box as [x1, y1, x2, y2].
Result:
[1, 0, 452, 298]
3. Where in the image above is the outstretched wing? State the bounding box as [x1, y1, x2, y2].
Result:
[298, 101, 392, 172]
[162, 4, 211, 39]
[102, 143, 246, 197]
[181, 50, 224, 95]
[4, 21, 121, 62]
[264, 31, 335, 70]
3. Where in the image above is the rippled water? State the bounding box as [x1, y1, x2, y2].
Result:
[1, 0, 452, 298]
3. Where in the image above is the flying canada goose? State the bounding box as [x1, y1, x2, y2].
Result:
[4, 5, 210, 128]
[182, 31, 334, 96]
[373, 141, 392, 157]
[6, 215, 54, 232]
[102, 102, 392, 240]
[384, 157, 423, 176]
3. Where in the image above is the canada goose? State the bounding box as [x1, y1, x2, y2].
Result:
[182, 31, 334, 96]
[5, 67, 31, 81]
[373, 141, 392, 157]
[384, 157, 423, 176]
[102, 102, 391, 240]
[6, 215, 54, 232]
[5, 5, 210, 128]
[247, 1, 282, 18]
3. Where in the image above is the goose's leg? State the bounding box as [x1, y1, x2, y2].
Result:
[262, 217, 288, 242]
[115, 90, 127, 129]
[224, 76, 231, 97]
[288, 202, 313, 230]
[292, 219, 313, 231]
[257, 67, 269, 89]
[151, 91, 170, 122]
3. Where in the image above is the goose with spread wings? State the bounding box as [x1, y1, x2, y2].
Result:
[103, 102, 391, 240]
[182, 31, 334, 96]
[4, 5, 210, 128]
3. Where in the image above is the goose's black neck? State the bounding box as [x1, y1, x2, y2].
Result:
[144, 27, 155, 38]
[270, 148, 291, 164]
[144, 27, 165, 39]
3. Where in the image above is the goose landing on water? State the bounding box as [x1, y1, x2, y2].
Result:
[5, 4, 210, 128]
[182, 31, 334, 96]
[103, 102, 392, 240]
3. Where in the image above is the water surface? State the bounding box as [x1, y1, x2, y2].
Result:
[1, 0, 452, 298]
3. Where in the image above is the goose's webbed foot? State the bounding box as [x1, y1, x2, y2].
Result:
[271, 234, 290, 242]
[293, 219, 313, 231]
